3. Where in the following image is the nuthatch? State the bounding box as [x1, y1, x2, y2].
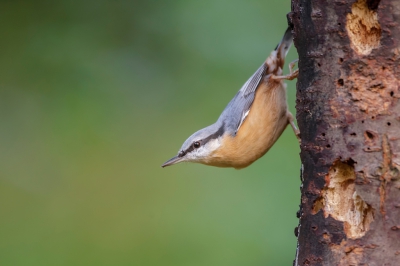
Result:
[162, 27, 300, 169]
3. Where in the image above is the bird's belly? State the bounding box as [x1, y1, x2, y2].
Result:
[211, 81, 289, 169]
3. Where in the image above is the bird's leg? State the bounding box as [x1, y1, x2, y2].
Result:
[287, 112, 301, 143]
[271, 59, 299, 81]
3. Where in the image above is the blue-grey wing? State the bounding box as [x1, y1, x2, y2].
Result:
[239, 63, 267, 96]
[217, 63, 267, 135]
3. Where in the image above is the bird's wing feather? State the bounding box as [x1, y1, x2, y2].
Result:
[218, 63, 267, 135]
[239, 63, 267, 96]
[215, 28, 293, 136]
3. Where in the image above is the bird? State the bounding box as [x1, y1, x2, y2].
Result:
[162, 27, 300, 169]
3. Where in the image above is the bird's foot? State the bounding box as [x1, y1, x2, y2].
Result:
[271, 59, 299, 81]
[287, 112, 301, 144]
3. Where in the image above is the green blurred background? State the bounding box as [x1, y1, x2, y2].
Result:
[0, 1, 300, 265]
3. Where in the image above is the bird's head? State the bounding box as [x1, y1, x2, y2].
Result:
[162, 123, 225, 168]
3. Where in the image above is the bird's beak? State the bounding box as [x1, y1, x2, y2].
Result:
[161, 155, 184, 168]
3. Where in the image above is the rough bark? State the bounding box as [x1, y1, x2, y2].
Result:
[289, 0, 400, 265]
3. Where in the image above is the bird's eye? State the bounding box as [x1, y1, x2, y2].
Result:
[193, 141, 200, 148]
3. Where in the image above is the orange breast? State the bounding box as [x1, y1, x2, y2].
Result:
[209, 78, 289, 169]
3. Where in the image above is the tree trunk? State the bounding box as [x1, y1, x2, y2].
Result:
[289, 0, 400, 265]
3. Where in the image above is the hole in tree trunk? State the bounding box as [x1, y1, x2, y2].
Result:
[346, 0, 381, 55]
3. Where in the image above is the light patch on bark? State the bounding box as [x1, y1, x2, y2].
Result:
[346, 0, 381, 55]
[343, 61, 398, 115]
[331, 240, 365, 266]
[313, 160, 374, 239]
[378, 135, 400, 215]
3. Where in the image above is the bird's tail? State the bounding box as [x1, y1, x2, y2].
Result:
[275, 27, 293, 60]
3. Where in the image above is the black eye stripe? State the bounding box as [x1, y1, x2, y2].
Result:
[184, 141, 200, 154]
[182, 123, 225, 155]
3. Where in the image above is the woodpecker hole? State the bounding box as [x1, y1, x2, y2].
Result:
[365, 131, 374, 139]
[390, 91, 394, 97]
[367, 0, 381, 10]
[311, 225, 318, 231]
[387, 122, 391, 126]
[313, 159, 374, 239]
[338, 79, 344, 86]
[346, 0, 381, 55]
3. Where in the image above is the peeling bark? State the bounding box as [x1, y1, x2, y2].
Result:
[289, 0, 400, 265]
